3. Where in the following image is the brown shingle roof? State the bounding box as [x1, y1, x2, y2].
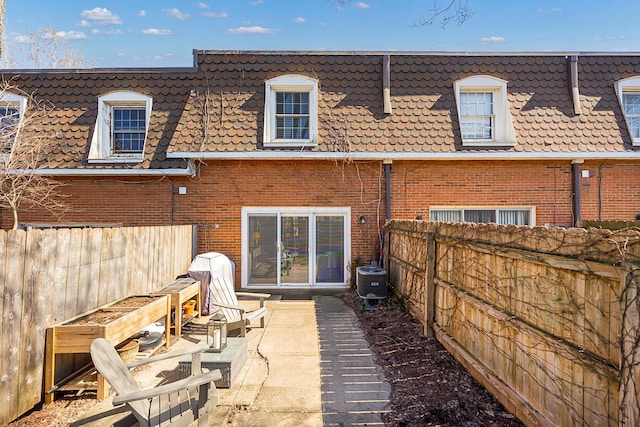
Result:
[1, 70, 193, 170]
[3, 51, 640, 171]
[171, 52, 639, 156]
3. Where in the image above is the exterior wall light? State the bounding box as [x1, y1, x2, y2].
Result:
[359, 215, 366, 224]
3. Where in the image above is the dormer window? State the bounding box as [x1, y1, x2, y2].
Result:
[615, 77, 640, 145]
[89, 91, 152, 163]
[454, 76, 516, 146]
[0, 92, 27, 155]
[263, 75, 318, 147]
[459, 92, 494, 140]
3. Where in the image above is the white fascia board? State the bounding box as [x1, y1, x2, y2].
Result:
[25, 168, 194, 176]
[168, 151, 640, 161]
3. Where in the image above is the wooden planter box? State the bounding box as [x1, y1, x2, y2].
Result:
[44, 295, 171, 402]
[151, 278, 201, 338]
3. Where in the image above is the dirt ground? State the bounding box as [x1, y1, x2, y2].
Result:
[342, 291, 524, 427]
[11, 293, 525, 426]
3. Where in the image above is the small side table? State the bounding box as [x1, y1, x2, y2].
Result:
[152, 278, 200, 337]
[179, 338, 248, 388]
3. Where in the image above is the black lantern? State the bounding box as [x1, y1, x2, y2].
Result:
[206, 312, 227, 352]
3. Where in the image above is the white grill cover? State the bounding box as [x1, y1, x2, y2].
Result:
[187, 252, 235, 315]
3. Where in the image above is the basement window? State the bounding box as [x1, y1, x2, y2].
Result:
[430, 207, 534, 226]
[454, 76, 517, 147]
[89, 91, 152, 163]
[263, 75, 318, 147]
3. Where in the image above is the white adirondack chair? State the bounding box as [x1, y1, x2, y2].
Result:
[90, 338, 221, 427]
[209, 276, 271, 336]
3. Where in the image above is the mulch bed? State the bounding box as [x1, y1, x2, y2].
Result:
[342, 291, 524, 427]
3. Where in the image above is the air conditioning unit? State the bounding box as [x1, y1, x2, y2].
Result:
[356, 266, 387, 300]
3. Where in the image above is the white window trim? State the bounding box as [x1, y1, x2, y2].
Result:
[241, 206, 351, 289]
[429, 206, 535, 226]
[0, 92, 28, 157]
[263, 75, 318, 147]
[615, 77, 640, 146]
[454, 75, 517, 147]
[88, 91, 152, 163]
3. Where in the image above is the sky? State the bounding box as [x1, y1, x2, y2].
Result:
[4, 0, 640, 68]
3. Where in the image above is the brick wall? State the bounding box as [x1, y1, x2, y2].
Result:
[9, 159, 640, 282]
[390, 160, 574, 226]
[580, 161, 640, 221]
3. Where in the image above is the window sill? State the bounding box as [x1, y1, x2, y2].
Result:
[461, 140, 516, 148]
[263, 140, 318, 148]
[88, 156, 143, 164]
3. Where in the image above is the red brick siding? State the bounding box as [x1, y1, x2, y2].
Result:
[580, 161, 640, 221]
[391, 160, 574, 226]
[9, 159, 640, 284]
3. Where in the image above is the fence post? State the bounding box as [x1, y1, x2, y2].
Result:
[424, 232, 436, 337]
[383, 226, 390, 273]
[620, 264, 640, 426]
[191, 224, 199, 259]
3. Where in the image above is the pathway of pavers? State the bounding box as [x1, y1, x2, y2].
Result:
[314, 296, 391, 426]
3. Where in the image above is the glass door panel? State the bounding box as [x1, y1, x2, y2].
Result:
[281, 216, 309, 284]
[315, 216, 344, 284]
[248, 214, 278, 285]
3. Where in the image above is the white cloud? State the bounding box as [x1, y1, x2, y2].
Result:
[227, 26, 278, 35]
[356, 2, 371, 8]
[92, 28, 123, 35]
[480, 36, 506, 44]
[44, 31, 88, 40]
[201, 11, 228, 18]
[538, 7, 563, 14]
[165, 8, 191, 20]
[138, 10, 147, 17]
[15, 35, 31, 44]
[194, 1, 209, 8]
[117, 52, 125, 57]
[292, 17, 305, 23]
[77, 20, 91, 27]
[81, 7, 122, 25]
[153, 53, 176, 61]
[593, 35, 627, 41]
[141, 28, 174, 36]
[252, 0, 263, 5]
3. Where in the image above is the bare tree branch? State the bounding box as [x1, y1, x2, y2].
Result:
[1, 25, 91, 68]
[0, 80, 69, 229]
[416, 0, 474, 28]
[330, 0, 474, 28]
[0, 0, 5, 60]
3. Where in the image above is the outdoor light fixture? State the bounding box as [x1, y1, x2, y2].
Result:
[359, 215, 366, 224]
[416, 215, 423, 220]
[206, 312, 227, 352]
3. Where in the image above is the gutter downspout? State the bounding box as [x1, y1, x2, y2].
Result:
[384, 159, 392, 221]
[571, 159, 583, 227]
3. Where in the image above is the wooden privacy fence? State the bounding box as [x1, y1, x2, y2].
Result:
[0, 225, 195, 426]
[384, 220, 640, 427]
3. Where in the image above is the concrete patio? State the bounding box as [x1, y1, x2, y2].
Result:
[70, 295, 391, 426]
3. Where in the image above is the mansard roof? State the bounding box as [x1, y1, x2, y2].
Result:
[2, 50, 640, 173]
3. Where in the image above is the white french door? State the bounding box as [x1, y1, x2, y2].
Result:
[242, 207, 350, 288]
